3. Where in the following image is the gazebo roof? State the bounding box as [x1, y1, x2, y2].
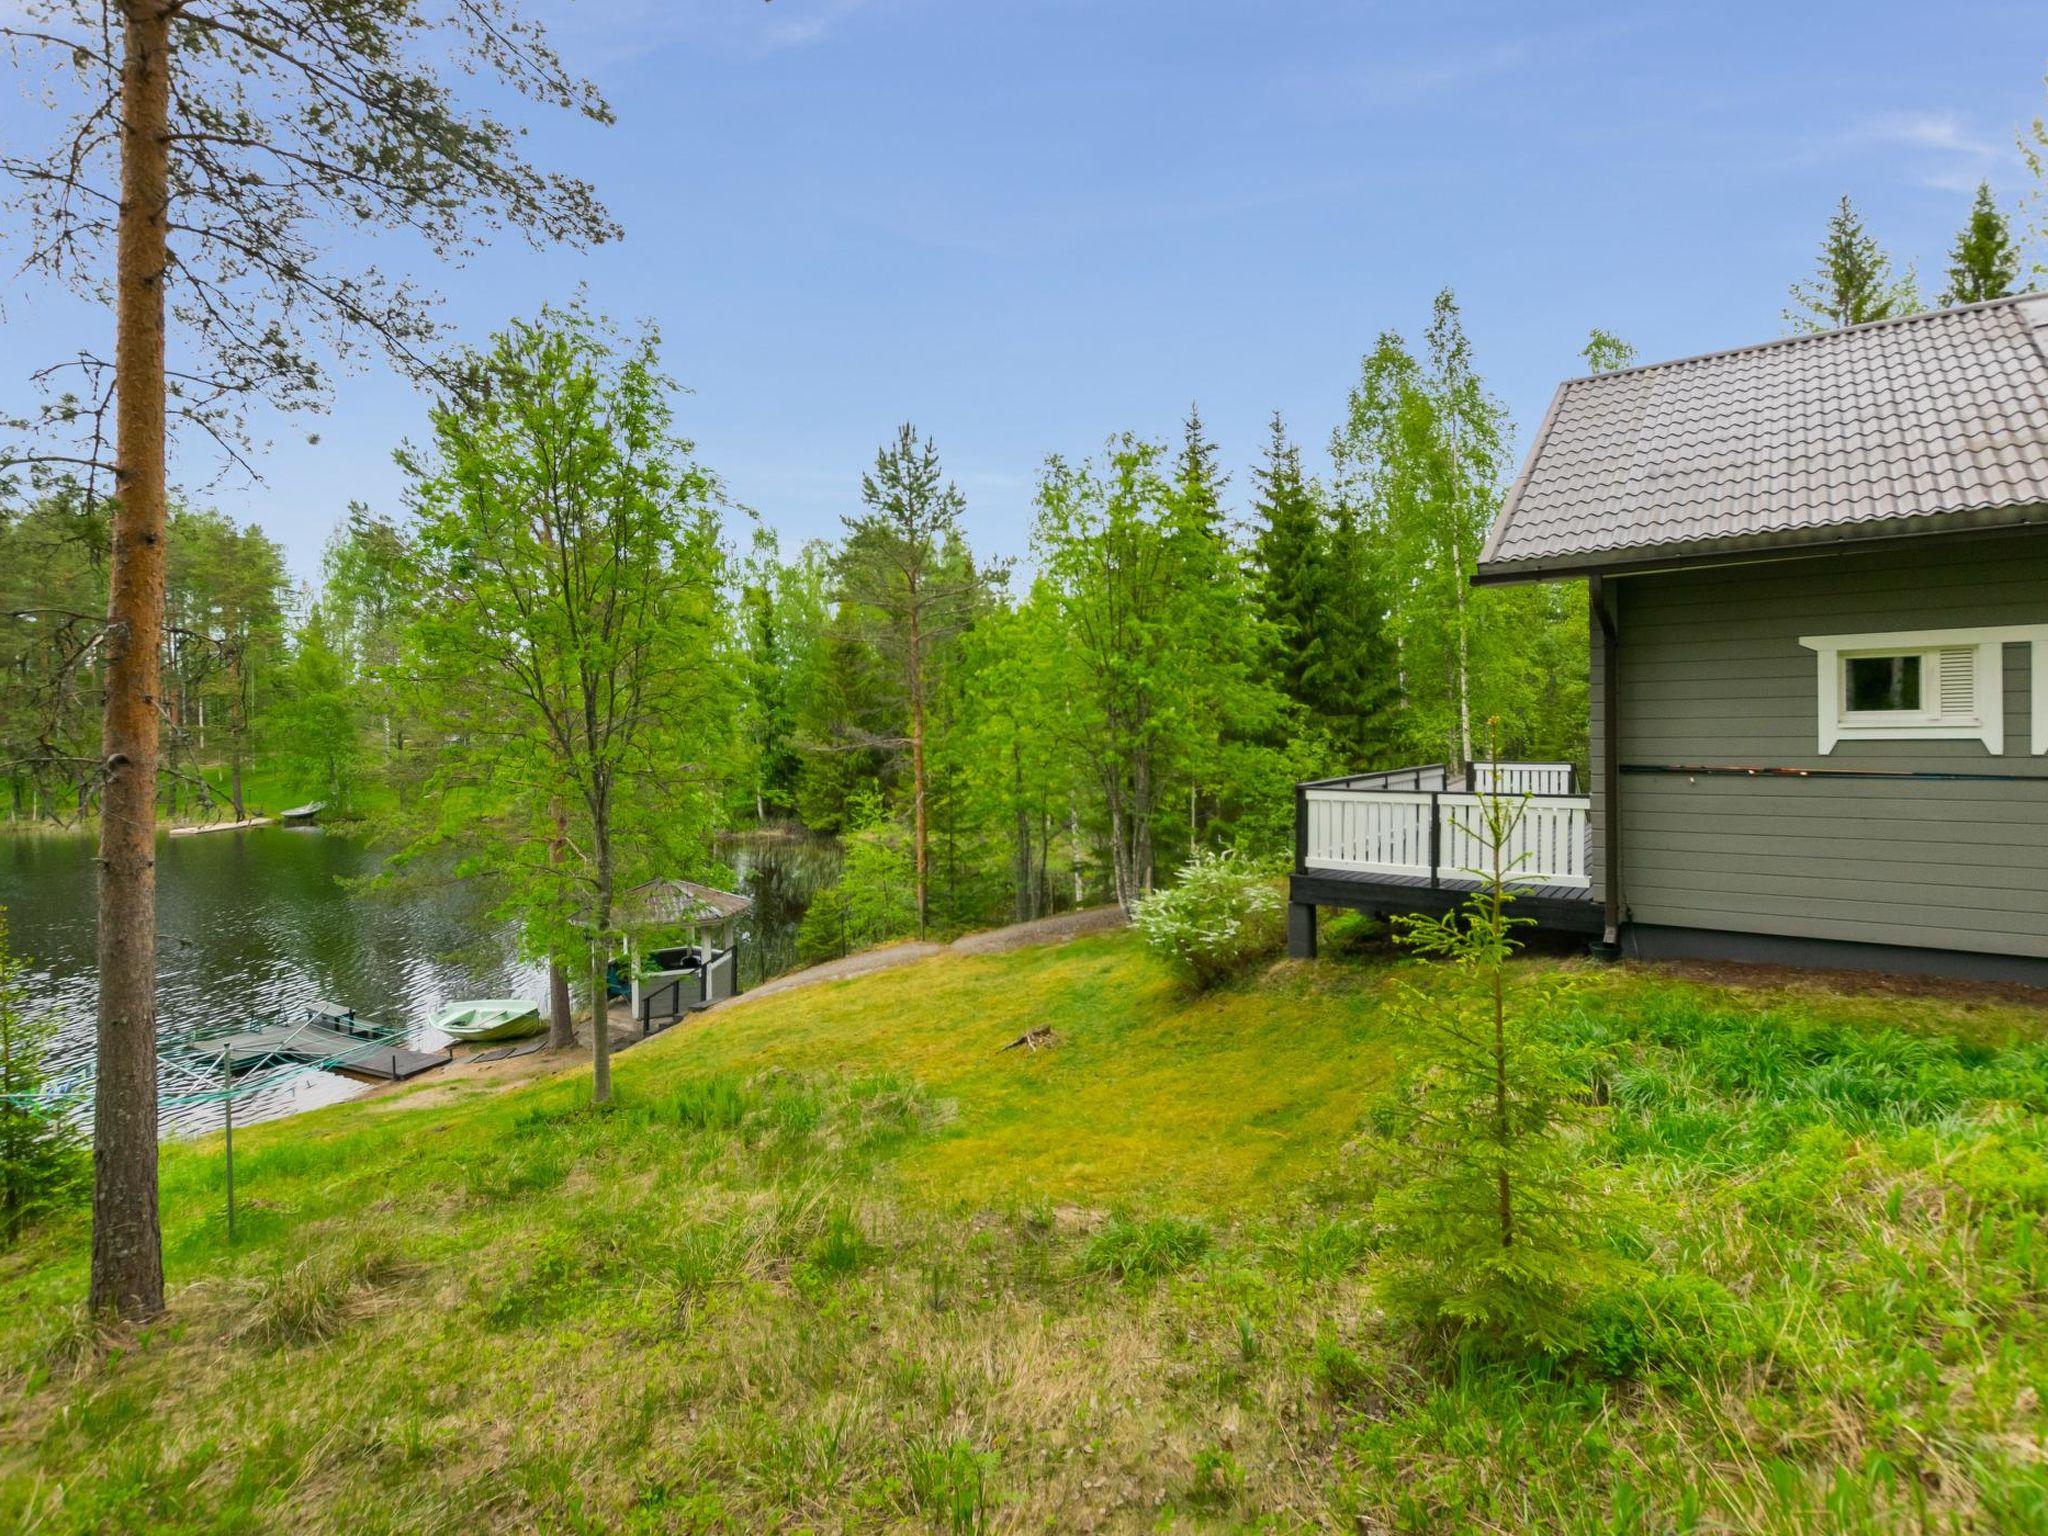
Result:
[617, 878, 753, 928]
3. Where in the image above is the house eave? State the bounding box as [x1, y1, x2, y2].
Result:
[1473, 502, 2048, 587]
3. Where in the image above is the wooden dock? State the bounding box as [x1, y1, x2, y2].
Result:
[203, 1014, 452, 1082]
[169, 816, 276, 837]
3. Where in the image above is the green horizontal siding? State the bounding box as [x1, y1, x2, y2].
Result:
[1600, 530, 2048, 956]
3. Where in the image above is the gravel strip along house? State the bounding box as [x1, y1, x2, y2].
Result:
[1290, 293, 2048, 984]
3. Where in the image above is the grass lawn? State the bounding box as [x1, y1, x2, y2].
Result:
[4, 932, 2048, 1533]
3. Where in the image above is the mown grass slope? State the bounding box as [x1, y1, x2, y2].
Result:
[4, 932, 2047, 1534]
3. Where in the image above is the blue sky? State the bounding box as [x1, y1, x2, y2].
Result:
[5, 0, 2046, 583]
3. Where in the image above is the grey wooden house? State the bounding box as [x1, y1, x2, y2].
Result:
[1290, 294, 2048, 984]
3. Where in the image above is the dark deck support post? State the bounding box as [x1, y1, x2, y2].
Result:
[1288, 901, 1318, 959]
[1290, 781, 1316, 958]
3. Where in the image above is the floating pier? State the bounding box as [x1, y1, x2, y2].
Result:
[196, 1003, 451, 1083]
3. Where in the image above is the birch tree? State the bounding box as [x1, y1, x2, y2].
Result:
[1332, 292, 1508, 770]
[396, 306, 727, 1109]
[1, 0, 618, 1320]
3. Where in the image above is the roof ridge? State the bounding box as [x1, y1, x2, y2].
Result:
[1556, 291, 2041, 392]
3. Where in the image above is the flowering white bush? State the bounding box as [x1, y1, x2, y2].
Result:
[1132, 850, 1285, 989]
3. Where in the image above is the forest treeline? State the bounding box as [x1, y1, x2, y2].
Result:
[1, 292, 1588, 948]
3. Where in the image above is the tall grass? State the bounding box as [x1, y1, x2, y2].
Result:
[2, 945, 2046, 1532]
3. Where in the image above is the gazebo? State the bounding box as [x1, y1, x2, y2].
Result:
[613, 878, 754, 1033]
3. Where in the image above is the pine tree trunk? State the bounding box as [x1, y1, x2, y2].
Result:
[90, 0, 172, 1322]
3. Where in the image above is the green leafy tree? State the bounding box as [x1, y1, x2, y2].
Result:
[794, 787, 918, 963]
[1784, 195, 1920, 332]
[0, 484, 111, 824]
[396, 304, 729, 1106]
[166, 509, 289, 820]
[320, 507, 417, 796]
[1333, 294, 1511, 768]
[946, 594, 1083, 923]
[267, 606, 359, 809]
[1580, 329, 1638, 374]
[793, 600, 895, 834]
[1940, 182, 2021, 306]
[0, 907, 87, 1247]
[2023, 73, 2048, 278]
[1371, 725, 1638, 1352]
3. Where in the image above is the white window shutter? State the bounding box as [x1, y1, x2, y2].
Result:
[1934, 646, 1977, 721]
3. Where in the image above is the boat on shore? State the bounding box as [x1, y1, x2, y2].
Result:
[429, 998, 545, 1043]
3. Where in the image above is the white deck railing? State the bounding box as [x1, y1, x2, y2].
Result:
[1300, 762, 1590, 890]
[1470, 761, 1576, 795]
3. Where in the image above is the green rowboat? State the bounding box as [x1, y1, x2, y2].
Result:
[430, 998, 545, 1043]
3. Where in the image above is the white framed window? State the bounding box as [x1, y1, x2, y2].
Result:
[1799, 625, 2048, 755]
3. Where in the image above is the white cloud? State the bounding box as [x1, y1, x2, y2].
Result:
[535, 0, 881, 66]
[758, 0, 875, 52]
[1842, 110, 2009, 193]
[1348, 38, 1533, 107]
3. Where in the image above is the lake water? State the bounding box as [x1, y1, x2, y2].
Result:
[0, 827, 837, 1136]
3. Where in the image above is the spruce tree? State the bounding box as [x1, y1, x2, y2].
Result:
[1940, 183, 2021, 306]
[1785, 196, 1920, 332]
[1250, 412, 1331, 712]
[1250, 413, 1394, 762]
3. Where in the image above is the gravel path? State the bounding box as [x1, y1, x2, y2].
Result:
[726, 905, 1126, 1006]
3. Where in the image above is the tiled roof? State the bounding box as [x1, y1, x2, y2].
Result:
[1477, 294, 2048, 579]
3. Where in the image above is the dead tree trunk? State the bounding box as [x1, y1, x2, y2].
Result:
[90, 0, 173, 1322]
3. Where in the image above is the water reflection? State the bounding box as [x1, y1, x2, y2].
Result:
[0, 826, 838, 1137]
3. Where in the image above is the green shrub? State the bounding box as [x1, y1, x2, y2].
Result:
[1579, 1272, 1749, 1381]
[1081, 1213, 1212, 1282]
[1131, 849, 1285, 989]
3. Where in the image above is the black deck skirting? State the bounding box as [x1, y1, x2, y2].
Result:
[1289, 869, 1603, 956]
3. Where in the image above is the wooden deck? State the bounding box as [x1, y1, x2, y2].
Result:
[205, 1017, 453, 1081]
[1291, 759, 1603, 950]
